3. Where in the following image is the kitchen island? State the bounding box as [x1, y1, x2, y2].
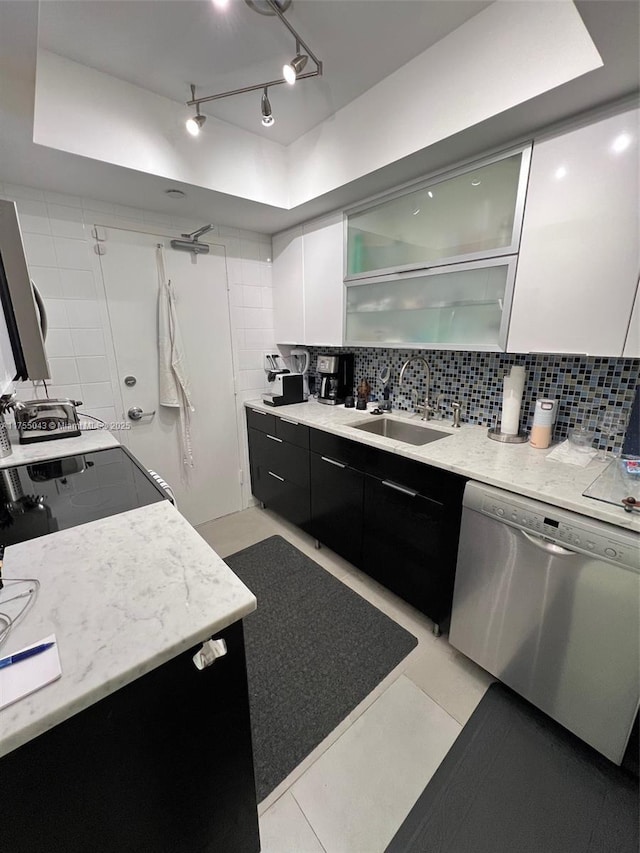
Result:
[0, 430, 259, 853]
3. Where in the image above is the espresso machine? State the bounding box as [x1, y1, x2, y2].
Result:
[317, 354, 354, 405]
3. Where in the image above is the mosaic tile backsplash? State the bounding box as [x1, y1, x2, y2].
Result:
[301, 346, 640, 453]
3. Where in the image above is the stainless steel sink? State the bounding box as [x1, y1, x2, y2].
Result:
[350, 418, 451, 446]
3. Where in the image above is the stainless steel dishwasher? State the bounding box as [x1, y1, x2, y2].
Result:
[449, 480, 639, 765]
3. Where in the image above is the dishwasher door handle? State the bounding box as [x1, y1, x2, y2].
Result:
[520, 529, 577, 556]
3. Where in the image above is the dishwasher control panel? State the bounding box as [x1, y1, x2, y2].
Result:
[479, 494, 638, 570]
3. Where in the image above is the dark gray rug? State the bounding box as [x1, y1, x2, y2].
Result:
[386, 682, 639, 853]
[226, 535, 418, 802]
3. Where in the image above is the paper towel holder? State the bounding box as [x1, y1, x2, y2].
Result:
[487, 428, 528, 444]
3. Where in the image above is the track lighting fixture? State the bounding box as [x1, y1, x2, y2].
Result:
[283, 44, 308, 85]
[186, 0, 322, 134]
[186, 85, 206, 136]
[261, 88, 274, 127]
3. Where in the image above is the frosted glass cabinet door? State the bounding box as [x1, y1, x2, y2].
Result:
[345, 259, 515, 350]
[346, 146, 530, 279]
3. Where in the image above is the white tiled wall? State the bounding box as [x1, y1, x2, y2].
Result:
[0, 181, 275, 509]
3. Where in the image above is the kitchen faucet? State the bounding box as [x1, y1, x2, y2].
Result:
[399, 355, 434, 420]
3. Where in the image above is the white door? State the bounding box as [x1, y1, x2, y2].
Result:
[97, 227, 241, 526]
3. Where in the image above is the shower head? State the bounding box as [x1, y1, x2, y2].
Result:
[170, 223, 214, 254]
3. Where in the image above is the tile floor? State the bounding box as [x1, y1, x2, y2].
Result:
[197, 506, 494, 853]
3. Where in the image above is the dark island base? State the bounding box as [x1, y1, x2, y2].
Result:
[1, 620, 259, 853]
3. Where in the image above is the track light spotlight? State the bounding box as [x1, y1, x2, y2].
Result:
[261, 88, 275, 127]
[186, 113, 206, 136]
[283, 45, 308, 85]
[186, 85, 206, 136]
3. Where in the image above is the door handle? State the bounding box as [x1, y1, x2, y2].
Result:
[251, 409, 268, 415]
[268, 471, 285, 482]
[321, 456, 347, 469]
[382, 479, 418, 498]
[128, 406, 156, 421]
[280, 418, 299, 425]
[266, 434, 282, 443]
[520, 529, 577, 556]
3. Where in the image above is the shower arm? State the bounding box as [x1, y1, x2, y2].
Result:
[182, 224, 214, 242]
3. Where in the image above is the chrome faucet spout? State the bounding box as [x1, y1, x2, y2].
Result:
[399, 355, 433, 420]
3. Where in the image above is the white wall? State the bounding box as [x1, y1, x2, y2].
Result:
[287, 0, 602, 206]
[0, 181, 275, 510]
[35, 51, 289, 209]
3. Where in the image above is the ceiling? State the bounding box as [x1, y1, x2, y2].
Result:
[1, 1, 638, 234]
[38, 0, 492, 145]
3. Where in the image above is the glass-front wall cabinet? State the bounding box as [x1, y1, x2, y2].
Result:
[346, 146, 531, 279]
[344, 144, 531, 349]
[345, 259, 516, 351]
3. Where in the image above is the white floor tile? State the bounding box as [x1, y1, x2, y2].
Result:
[404, 636, 494, 725]
[292, 675, 461, 853]
[259, 792, 325, 853]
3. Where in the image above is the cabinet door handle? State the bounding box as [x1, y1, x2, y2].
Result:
[267, 434, 282, 443]
[280, 418, 299, 426]
[268, 471, 285, 482]
[321, 456, 347, 469]
[251, 409, 268, 415]
[382, 479, 418, 498]
[193, 638, 227, 670]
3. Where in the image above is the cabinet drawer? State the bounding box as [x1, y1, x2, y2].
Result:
[246, 407, 276, 434]
[248, 428, 309, 490]
[310, 428, 373, 470]
[365, 449, 466, 504]
[276, 416, 310, 449]
[257, 470, 311, 530]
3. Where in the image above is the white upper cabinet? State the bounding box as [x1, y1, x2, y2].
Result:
[273, 225, 304, 345]
[302, 212, 344, 346]
[508, 107, 639, 356]
[272, 213, 344, 346]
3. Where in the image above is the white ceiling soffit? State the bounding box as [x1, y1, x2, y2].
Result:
[32, 1, 603, 212]
[0, 1, 638, 234]
[37, 0, 493, 147]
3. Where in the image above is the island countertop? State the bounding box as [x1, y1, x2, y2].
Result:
[0, 433, 256, 759]
[245, 399, 640, 533]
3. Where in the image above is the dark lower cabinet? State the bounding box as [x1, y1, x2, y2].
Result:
[247, 426, 311, 530]
[310, 451, 364, 566]
[363, 475, 453, 626]
[247, 409, 467, 629]
[0, 620, 259, 853]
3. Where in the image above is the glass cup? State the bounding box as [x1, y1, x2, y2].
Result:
[595, 411, 626, 461]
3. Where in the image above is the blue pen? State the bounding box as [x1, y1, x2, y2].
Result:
[0, 642, 55, 670]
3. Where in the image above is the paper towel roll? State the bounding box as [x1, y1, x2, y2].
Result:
[510, 366, 526, 400]
[502, 390, 521, 434]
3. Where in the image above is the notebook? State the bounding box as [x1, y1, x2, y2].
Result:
[0, 634, 62, 711]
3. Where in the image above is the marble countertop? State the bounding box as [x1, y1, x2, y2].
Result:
[0, 427, 119, 468]
[246, 399, 640, 533]
[0, 430, 257, 759]
[0, 502, 256, 758]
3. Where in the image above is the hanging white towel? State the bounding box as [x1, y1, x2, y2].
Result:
[157, 245, 195, 467]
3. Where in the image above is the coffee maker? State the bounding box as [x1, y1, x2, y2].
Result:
[317, 354, 354, 405]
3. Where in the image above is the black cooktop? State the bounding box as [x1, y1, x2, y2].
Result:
[0, 446, 168, 546]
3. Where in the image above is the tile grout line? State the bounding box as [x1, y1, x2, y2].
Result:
[290, 790, 329, 853]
